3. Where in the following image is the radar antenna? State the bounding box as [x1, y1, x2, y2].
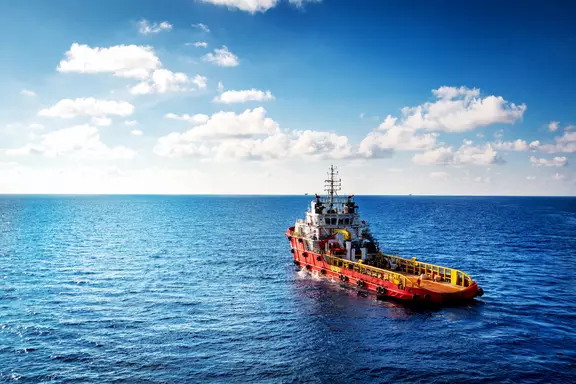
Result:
[324, 165, 341, 210]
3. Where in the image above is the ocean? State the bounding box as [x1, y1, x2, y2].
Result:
[0, 195, 575, 383]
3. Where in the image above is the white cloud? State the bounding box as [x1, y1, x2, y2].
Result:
[356, 86, 524, 159]
[359, 113, 365, 119]
[548, 121, 559, 132]
[129, 69, 190, 94]
[494, 139, 540, 151]
[413, 143, 505, 166]
[5, 125, 135, 159]
[193, 42, 208, 48]
[138, 19, 172, 35]
[217, 81, 224, 92]
[131, 129, 143, 136]
[57, 43, 161, 80]
[29, 123, 43, 130]
[198, 0, 278, 13]
[192, 23, 210, 33]
[154, 107, 353, 161]
[429, 171, 448, 180]
[21, 89, 36, 97]
[538, 132, 576, 153]
[529, 156, 568, 167]
[125, 120, 137, 126]
[213, 89, 274, 103]
[552, 173, 566, 181]
[358, 116, 438, 158]
[198, 0, 318, 13]
[399, 86, 526, 133]
[526, 176, 536, 181]
[165, 113, 210, 124]
[91, 116, 112, 126]
[203, 46, 239, 67]
[192, 74, 208, 90]
[38, 98, 134, 118]
[57, 43, 194, 95]
[168, 107, 279, 141]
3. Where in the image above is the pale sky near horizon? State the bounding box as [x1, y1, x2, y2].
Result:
[0, 0, 575, 195]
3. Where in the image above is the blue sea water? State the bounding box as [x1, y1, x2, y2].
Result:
[0, 195, 575, 383]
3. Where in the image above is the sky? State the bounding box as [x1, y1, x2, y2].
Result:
[0, 0, 575, 195]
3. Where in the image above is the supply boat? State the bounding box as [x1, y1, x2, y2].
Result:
[286, 166, 483, 304]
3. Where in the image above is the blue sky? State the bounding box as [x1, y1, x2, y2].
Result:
[0, 0, 575, 195]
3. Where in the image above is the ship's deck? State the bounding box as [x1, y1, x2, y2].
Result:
[397, 271, 469, 293]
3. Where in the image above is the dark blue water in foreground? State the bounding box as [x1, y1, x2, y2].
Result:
[1, 195, 575, 383]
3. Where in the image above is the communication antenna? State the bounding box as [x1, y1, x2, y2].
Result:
[324, 165, 341, 209]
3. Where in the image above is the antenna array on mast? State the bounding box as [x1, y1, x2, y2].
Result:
[324, 165, 341, 209]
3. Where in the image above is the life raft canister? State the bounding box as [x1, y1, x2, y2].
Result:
[305, 264, 312, 270]
[356, 280, 365, 288]
[376, 286, 387, 295]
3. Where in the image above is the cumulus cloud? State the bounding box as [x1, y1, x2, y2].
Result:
[199, 0, 278, 13]
[399, 86, 526, 132]
[203, 46, 239, 67]
[358, 115, 438, 158]
[217, 81, 224, 92]
[198, 0, 318, 13]
[165, 113, 210, 124]
[57, 43, 197, 95]
[131, 129, 143, 136]
[529, 156, 568, 167]
[538, 132, 576, 153]
[125, 120, 137, 126]
[193, 74, 208, 90]
[57, 43, 161, 80]
[192, 23, 210, 33]
[5, 125, 135, 159]
[21, 89, 36, 97]
[129, 69, 191, 94]
[193, 42, 208, 48]
[494, 139, 540, 151]
[38, 98, 134, 119]
[356, 86, 524, 159]
[138, 19, 172, 35]
[412, 142, 505, 166]
[548, 121, 559, 132]
[154, 107, 352, 161]
[213, 89, 274, 103]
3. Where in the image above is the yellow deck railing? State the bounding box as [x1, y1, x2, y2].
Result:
[324, 255, 414, 289]
[381, 254, 473, 287]
[288, 230, 473, 289]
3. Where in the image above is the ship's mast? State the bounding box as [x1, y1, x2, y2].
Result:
[324, 165, 341, 210]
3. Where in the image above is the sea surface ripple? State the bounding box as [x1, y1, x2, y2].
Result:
[0, 195, 575, 383]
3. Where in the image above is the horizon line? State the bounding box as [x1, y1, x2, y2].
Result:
[0, 193, 574, 198]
